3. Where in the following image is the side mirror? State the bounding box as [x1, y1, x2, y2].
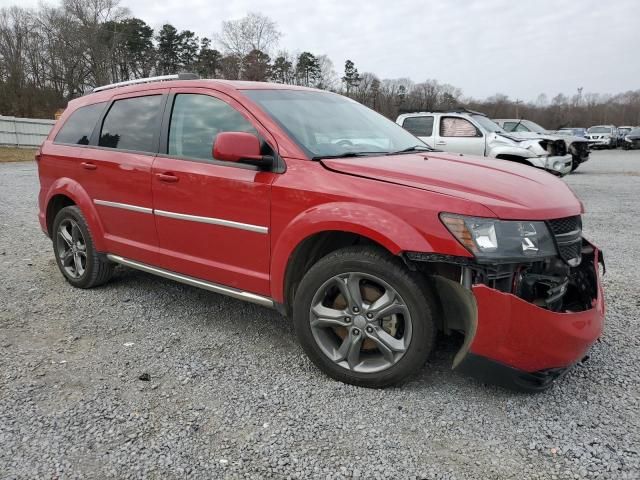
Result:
[213, 132, 273, 169]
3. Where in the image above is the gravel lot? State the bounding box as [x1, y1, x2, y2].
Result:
[1, 151, 639, 479]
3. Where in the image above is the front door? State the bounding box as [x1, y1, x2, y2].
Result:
[436, 116, 486, 156]
[151, 89, 277, 296]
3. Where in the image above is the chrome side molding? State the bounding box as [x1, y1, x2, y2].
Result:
[106, 254, 274, 308]
[93, 199, 268, 234]
[94, 199, 153, 214]
[154, 209, 268, 234]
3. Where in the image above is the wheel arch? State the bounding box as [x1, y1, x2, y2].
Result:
[270, 202, 435, 310]
[44, 178, 107, 251]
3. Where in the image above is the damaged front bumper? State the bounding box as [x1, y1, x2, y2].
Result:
[544, 155, 573, 176]
[407, 239, 605, 392]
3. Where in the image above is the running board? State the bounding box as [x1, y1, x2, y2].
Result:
[106, 254, 274, 308]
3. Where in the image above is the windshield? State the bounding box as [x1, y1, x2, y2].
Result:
[629, 129, 640, 136]
[619, 127, 632, 134]
[243, 89, 428, 158]
[472, 115, 507, 133]
[588, 126, 612, 134]
[522, 120, 548, 134]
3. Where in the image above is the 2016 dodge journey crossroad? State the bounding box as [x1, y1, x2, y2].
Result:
[37, 74, 605, 391]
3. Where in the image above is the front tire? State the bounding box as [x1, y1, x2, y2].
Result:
[293, 246, 436, 388]
[52, 206, 114, 288]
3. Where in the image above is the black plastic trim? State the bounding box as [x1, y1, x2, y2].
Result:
[456, 353, 572, 392]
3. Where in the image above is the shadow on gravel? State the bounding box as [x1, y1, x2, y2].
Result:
[98, 265, 530, 395]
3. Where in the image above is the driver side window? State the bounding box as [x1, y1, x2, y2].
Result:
[168, 94, 257, 161]
[440, 117, 480, 137]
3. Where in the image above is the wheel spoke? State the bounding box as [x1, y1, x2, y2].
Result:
[62, 249, 74, 265]
[73, 252, 84, 276]
[311, 304, 348, 329]
[367, 327, 406, 357]
[58, 227, 73, 247]
[374, 302, 409, 320]
[71, 222, 81, 244]
[368, 289, 395, 313]
[335, 330, 363, 370]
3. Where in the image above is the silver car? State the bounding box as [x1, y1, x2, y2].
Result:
[396, 110, 572, 176]
[586, 125, 617, 149]
[494, 119, 590, 172]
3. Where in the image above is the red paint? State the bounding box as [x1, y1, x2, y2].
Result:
[469, 247, 605, 372]
[214, 131, 262, 162]
[38, 79, 605, 376]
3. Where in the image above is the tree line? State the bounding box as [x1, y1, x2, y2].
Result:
[1, 0, 639, 128]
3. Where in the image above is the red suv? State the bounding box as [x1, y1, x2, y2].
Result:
[37, 75, 605, 391]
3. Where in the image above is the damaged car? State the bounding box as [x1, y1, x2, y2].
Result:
[397, 110, 572, 176]
[622, 127, 640, 150]
[38, 78, 604, 392]
[494, 119, 590, 172]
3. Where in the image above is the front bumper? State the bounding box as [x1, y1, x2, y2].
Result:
[587, 139, 613, 148]
[544, 155, 572, 176]
[458, 244, 605, 391]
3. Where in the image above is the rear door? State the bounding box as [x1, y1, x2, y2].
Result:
[87, 90, 166, 264]
[436, 115, 486, 155]
[400, 115, 435, 147]
[151, 88, 277, 296]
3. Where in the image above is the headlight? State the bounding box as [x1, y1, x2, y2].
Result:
[440, 213, 557, 261]
[553, 161, 562, 170]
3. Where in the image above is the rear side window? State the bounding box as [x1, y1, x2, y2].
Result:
[440, 117, 479, 137]
[99, 95, 163, 152]
[168, 94, 256, 161]
[54, 102, 105, 145]
[402, 116, 434, 137]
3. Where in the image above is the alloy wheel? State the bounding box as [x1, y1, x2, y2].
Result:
[309, 272, 412, 373]
[56, 218, 87, 279]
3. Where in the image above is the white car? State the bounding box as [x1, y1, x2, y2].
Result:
[494, 119, 590, 172]
[586, 125, 617, 149]
[396, 110, 572, 176]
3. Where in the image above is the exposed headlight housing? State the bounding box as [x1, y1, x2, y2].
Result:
[440, 213, 557, 262]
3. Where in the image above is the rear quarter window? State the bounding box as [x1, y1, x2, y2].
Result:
[54, 102, 106, 145]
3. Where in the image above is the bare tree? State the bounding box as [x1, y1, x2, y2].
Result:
[215, 12, 281, 57]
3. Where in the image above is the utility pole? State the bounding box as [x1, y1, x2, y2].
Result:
[515, 99, 523, 118]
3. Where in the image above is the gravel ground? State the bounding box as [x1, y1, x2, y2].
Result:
[1, 151, 639, 479]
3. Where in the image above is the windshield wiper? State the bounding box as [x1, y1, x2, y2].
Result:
[311, 151, 386, 160]
[386, 145, 432, 155]
[510, 119, 523, 132]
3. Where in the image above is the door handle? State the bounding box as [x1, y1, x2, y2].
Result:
[81, 162, 97, 170]
[435, 141, 447, 146]
[156, 173, 179, 183]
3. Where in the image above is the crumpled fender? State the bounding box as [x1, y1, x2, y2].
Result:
[44, 177, 106, 252]
[269, 202, 433, 303]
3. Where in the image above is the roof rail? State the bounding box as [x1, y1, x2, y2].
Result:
[398, 107, 487, 116]
[92, 73, 199, 93]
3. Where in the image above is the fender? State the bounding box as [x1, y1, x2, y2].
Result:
[270, 202, 434, 303]
[45, 177, 107, 252]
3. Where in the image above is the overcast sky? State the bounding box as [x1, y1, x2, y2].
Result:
[6, 0, 640, 100]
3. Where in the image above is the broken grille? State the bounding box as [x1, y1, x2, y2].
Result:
[548, 216, 582, 266]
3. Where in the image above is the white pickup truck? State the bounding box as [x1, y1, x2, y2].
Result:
[396, 110, 572, 176]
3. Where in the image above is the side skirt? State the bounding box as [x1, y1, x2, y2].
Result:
[106, 254, 274, 309]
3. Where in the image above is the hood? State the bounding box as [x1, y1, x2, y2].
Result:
[503, 131, 563, 142]
[321, 152, 582, 220]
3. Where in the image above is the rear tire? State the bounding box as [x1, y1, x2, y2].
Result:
[52, 206, 114, 288]
[292, 246, 436, 388]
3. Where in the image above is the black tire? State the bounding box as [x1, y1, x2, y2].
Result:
[292, 246, 436, 388]
[52, 205, 114, 288]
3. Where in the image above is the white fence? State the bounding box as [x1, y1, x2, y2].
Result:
[0, 115, 55, 148]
